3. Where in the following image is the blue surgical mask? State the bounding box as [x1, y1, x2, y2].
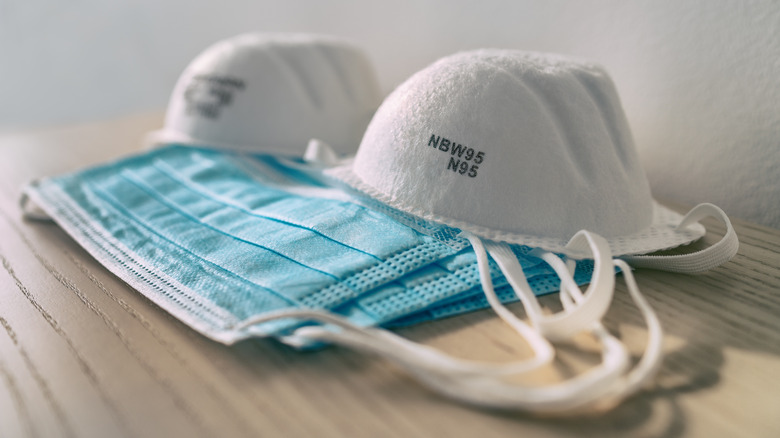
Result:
[23, 145, 588, 343]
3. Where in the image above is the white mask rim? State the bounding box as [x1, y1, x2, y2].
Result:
[325, 161, 705, 257]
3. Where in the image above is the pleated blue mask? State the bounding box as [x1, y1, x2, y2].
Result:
[23, 145, 592, 343]
[22, 145, 473, 342]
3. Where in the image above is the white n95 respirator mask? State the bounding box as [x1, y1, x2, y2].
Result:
[147, 32, 383, 156]
[315, 49, 738, 412]
[329, 49, 710, 255]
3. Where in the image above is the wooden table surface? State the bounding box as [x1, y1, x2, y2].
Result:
[1, 113, 778, 438]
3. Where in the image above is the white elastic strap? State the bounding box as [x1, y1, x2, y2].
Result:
[271, 138, 344, 171]
[468, 230, 668, 409]
[598, 259, 664, 405]
[558, 258, 578, 310]
[404, 231, 628, 411]
[542, 253, 664, 410]
[471, 239, 548, 326]
[237, 307, 550, 378]
[302, 138, 340, 166]
[486, 231, 615, 342]
[232, 229, 660, 412]
[465, 233, 555, 369]
[623, 203, 738, 273]
[234, 285, 628, 412]
[284, 313, 630, 412]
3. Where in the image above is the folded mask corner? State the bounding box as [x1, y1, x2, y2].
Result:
[20, 182, 52, 221]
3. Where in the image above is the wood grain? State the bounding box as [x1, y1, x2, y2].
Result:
[0, 113, 778, 438]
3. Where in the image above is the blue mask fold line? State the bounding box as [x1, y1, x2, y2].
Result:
[96, 175, 358, 305]
[88, 182, 301, 308]
[154, 147, 433, 258]
[118, 169, 343, 281]
[32, 180, 287, 330]
[43, 146, 463, 317]
[150, 159, 384, 262]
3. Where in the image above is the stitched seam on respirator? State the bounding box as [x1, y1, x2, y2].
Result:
[327, 164, 706, 256]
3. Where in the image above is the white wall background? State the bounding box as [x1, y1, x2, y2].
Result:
[1, 0, 778, 228]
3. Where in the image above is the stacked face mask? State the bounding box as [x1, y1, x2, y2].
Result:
[20, 34, 591, 343]
[22, 144, 594, 340]
[22, 41, 739, 414]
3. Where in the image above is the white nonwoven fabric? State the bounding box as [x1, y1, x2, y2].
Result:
[328, 50, 705, 255]
[148, 33, 383, 156]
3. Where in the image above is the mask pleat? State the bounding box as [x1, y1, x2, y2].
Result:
[158, 148, 431, 258]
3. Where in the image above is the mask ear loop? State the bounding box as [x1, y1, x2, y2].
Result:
[236, 271, 554, 378]
[487, 231, 616, 342]
[466, 231, 631, 408]
[600, 259, 664, 405]
[623, 203, 738, 273]
[466, 234, 555, 370]
[235, 231, 557, 377]
[232, 231, 631, 413]
[542, 253, 664, 410]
